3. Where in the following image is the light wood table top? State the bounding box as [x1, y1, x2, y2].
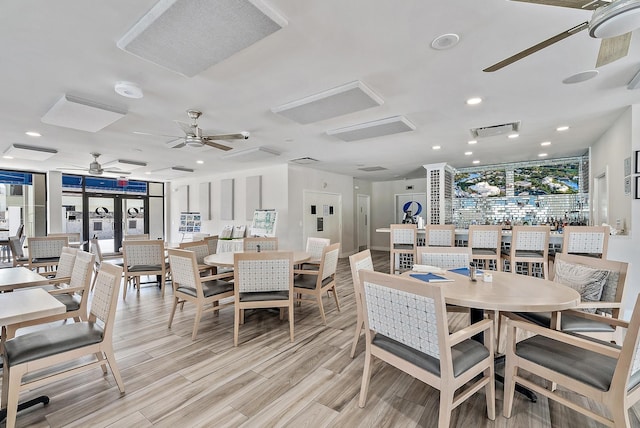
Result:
[204, 251, 311, 268]
[0, 288, 66, 326]
[0, 267, 50, 292]
[402, 270, 580, 312]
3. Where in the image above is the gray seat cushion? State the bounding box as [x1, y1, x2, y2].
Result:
[515, 335, 617, 391]
[54, 293, 82, 312]
[176, 279, 233, 298]
[31, 256, 60, 264]
[294, 275, 333, 290]
[127, 264, 163, 272]
[4, 322, 104, 367]
[239, 291, 289, 302]
[472, 248, 497, 256]
[393, 243, 414, 250]
[516, 312, 616, 333]
[372, 334, 489, 378]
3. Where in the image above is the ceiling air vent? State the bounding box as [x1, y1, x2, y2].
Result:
[470, 121, 520, 138]
[290, 157, 319, 165]
[358, 166, 387, 172]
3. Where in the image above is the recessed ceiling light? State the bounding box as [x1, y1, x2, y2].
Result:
[508, 133, 519, 139]
[432, 145, 441, 150]
[556, 126, 570, 132]
[538, 153, 548, 157]
[3, 155, 14, 159]
[464, 151, 473, 155]
[472, 160, 480, 164]
[562, 70, 598, 84]
[25, 131, 41, 137]
[466, 97, 482, 105]
[468, 140, 477, 145]
[145, 171, 151, 175]
[540, 141, 551, 146]
[431, 33, 460, 50]
[196, 160, 204, 164]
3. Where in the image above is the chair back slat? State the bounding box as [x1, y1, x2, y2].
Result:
[28, 236, 69, 258]
[204, 235, 219, 255]
[512, 227, 548, 251]
[55, 251, 77, 279]
[69, 250, 95, 289]
[562, 226, 609, 258]
[306, 237, 330, 261]
[243, 237, 278, 252]
[391, 225, 416, 246]
[178, 241, 209, 264]
[168, 250, 199, 291]
[320, 244, 340, 280]
[425, 224, 455, 247]
[123, 240, 164, 265]
[90, 263, 122, 326]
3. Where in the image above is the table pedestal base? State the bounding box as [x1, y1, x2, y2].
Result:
[0, 395, 50, 421]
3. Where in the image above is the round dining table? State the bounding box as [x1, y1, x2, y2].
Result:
[204, 250, 311, 267]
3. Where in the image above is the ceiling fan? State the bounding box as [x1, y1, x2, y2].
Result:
[484, 0, 640, 72]
[135, 109, 249, 151]
[57, 153, 131, 176]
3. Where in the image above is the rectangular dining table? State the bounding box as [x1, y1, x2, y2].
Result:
[0, 266, 50, 292]
[0, 288, 67, 421]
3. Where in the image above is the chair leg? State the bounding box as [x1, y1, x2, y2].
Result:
[4, 364, 27, 428]
[122, 276, 128, 300]
[350, 315, 363, 358]
[358, 351, 373, 407]
[503, 355, 517, 418]
[168, 297, 179, 328]
[331, 285, 340, 311]
[192, 304, 203, 340]
[234, 306, 240, 347]
[610, 404, 631, 427]
[485, 364, 496, 421]
[438, 389, 455, 428]
[288, 304, 294, 342]
[316, 294, 327, 325]
[104, 347, 125, 393]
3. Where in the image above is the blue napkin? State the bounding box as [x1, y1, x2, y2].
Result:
[448, 267, 483, 276]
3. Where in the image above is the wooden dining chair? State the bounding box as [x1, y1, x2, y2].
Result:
[7, 236, 29, 267]
[418, 246, 472, 270]
[243, 237, 278, 252]
[358, 270, 495, 427]
[390, 224, 417, 274]
[425, 224, 456, 247]
[561, 225, 609, 259]
[4, 250, 95, 340]
[122, 239, 167, 299]
[178, 241, 214, 275]
[503, 293, 640, 427]
[293, 243, 341, 325]
[167, 249, 234, 340]
[304, 237, 330, 265]
[348, 249, 374, 358]
[27, 236, 69, 272]
[123, 233, 150, 241]
[468, 225, 502, 271]
[1, 262, 125, 428]
[203, 235, 219, 255]
[233, 251, 294, 346]
[502, 225, 550, 279]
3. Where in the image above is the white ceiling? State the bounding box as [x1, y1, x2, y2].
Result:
[1, 0, 640, 182]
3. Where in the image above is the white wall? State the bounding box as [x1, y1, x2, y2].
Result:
[591, 107, 632, 232]
[168, 164, 290, 246]
[370, 177, 426, 250]
[591, 105, 640, 318]
[287, 165, 355, 255]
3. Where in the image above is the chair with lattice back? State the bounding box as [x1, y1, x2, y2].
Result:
[233, 251, 294, 346]
[468, 225, 502, 271]
[122, 240, 167, 299]
[390, 224, 417, 274]
[502, 225, 550, 279]
[358, 270, 495, 427]
[561, 225, 609, 259]
[425, 224, 456, 247]
[27, 236, 69, 272]
[243, 237, 278, 252]
[349, 249, 374, 358]
[504, 293, 640, 427]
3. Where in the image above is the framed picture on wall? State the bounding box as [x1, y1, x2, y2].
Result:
[636, 176, 640, 199]
[625, 176, 631, 195]
[636, 151, 640, 174]
[624, 156, 632, 176]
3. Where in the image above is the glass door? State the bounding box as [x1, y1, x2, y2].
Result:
[122, 197, 146, 238]
[86, 195, 116, 253]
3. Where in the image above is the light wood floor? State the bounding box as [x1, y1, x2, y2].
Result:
[3, 250, 640, 427]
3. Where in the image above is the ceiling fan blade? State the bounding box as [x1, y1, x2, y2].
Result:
[103, 169, 132, 175]
[510, 0, 608, 10]
[201, 139, 233, 151]
[133, 131, 181, 138]
[166, 137, 186, 149]
[175, 120, 197, 136]
[483, 21, 588, 72]
[203, 132, 249, 141]
[596, 32, 632, 67]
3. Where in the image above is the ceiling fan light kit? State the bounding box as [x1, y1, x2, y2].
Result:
[589, 0, 640, 38]
[114, 81, 143, 99]
[563, 69, 599, 84]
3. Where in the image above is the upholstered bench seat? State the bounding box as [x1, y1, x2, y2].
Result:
[176, 279, 233, 298]
[373, 334, 489, 378]
[239, 291, 289, 302]
[4, 322, 104, 367]
[516, 312, 616, 333]
[293, 275, 332, 290]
